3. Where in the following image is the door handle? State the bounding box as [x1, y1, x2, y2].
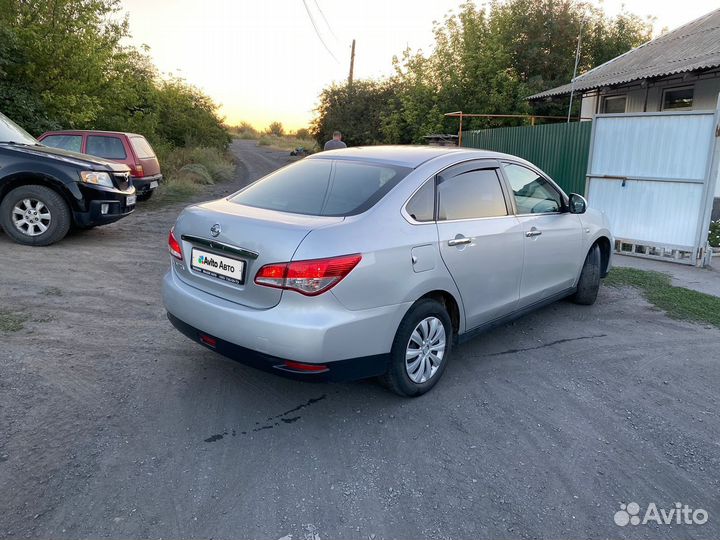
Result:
[448, 237, 472, 246]
[525, 229, 542, 238]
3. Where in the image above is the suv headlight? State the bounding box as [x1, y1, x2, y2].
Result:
[79, 171, 113, 188]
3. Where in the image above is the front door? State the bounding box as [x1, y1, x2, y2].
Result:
[436, 160, 525, 329]
[501, 162, 583, 307]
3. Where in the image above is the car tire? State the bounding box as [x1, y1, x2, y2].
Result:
[137, 190, 154, 202]
[571, 243, 601, 305]
[381, 298, 453, 397]
[0, 185, 71, 246]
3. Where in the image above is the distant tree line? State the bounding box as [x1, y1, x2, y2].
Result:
[0, 0, 229, 151]
[311, 0, 653, 146]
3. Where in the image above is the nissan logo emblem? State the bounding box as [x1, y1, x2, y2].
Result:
[210, 223, 221, 237]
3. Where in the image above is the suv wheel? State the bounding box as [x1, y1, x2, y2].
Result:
[571, 243, 601, 305]
[381, 298, 453, 397]
[0, 185, 71, 246]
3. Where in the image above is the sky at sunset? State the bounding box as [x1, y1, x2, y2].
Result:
[120, 0, 716, 131]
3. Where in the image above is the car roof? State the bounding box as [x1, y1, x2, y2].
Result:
[40, 130, 143, 137]
[308, 145, 520, 168]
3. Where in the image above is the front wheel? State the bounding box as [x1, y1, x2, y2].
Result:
[571, 243, 601, 305]
[0, 185, 71, 246]
[381, 298, 453, 397]
[136, 190, 154, 202]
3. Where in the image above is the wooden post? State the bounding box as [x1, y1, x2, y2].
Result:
[348, 39, 356, 86]
[458, 113, 463, 147]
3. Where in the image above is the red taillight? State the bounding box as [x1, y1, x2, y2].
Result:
[283, 360, 328, 372]
[131, 164, 144, 178]
[168, 227, 183, 260]
[255, 254, 362, 296]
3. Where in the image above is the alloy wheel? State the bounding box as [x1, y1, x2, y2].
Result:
[12, 198, 51, 237]
[405, 316, 446, 384]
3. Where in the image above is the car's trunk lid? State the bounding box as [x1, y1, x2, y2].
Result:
[173, 199, 343, 309]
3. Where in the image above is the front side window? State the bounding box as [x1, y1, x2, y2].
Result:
[602, 95, 626, 114]
[230, 159, 411, 216]
[41, 135, 82, 153]
[86, 136, 127, 159]
[503, 163, 562, 214]
[662, 86, 694, 110]
[437, 168, 508, 221]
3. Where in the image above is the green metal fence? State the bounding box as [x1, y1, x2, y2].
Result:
[462, 121, 592, 195]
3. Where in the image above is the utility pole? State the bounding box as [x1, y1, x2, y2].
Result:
[567, 19, 583, 122]
[348, 39, 356, 86]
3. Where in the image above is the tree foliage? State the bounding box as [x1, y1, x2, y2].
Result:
[312, 0, 653, 145]
[0, 0, 229, 149]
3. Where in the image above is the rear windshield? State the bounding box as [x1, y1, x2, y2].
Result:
[229, 159, 411, 216]
[130, 136, 155, 158]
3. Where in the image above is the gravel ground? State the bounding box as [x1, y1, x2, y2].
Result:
[1, 139, 719, 539]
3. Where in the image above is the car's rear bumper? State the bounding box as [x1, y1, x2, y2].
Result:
[133, 174, 163, 193]
[166, 312, 389, 382]
[162, 267, 409, 381]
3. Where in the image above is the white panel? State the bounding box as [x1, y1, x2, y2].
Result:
[590, 114, 714, 180]
[588, 178, 704, 247]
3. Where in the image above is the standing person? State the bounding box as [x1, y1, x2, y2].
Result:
[324, 131, 347, 151]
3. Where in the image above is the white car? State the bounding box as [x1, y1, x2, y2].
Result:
[163, 146, 612, 396]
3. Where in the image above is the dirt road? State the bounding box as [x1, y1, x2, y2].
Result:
[1, 140, 719, 539]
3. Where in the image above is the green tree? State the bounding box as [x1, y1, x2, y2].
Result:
[266, 121, 285, 137]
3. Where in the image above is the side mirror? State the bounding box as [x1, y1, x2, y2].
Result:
[568, 193, 587, 214]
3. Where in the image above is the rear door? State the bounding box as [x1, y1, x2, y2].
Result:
[500, 162, 583, 307]
[435, 159, 525, 329]
[128, 135, 161, 176]
[86, 134, 131, 167]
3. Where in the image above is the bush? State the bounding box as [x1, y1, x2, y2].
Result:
[178, 164, 214, 185]
[710, 220, 720, 248]
[150, 146, 236, 205]
[266, 121, 284, 137]
[229, 122, 259, 139]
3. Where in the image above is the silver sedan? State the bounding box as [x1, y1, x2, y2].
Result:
[163, 146, 612, 396]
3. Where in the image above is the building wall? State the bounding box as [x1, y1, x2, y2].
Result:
[579, 72, 720, 204]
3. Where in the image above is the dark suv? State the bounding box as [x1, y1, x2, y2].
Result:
[0, 112, 136, 246]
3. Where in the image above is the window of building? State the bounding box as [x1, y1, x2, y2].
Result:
[662, 86, 694, 110]
[602, 95, 627, 114]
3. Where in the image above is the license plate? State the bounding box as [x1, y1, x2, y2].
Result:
[126, 195, 137, 206]
[191, 248, 245, 284]
[149, 181, 159, 189]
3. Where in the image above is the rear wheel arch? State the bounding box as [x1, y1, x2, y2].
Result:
[416, 290, 461, 337]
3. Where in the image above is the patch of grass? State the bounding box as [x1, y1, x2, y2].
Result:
[149, 146, 236, 206]
[257, 135, 319, 153]
[604, 267, 720, 327]
[0, 310, 28, 332]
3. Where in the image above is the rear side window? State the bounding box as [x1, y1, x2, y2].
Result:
[230, 159, 411, 216]
[437, 168, 507, 220]
[130, 136, 155, 158]
[42, 135, 82, 153]
[405, 180, 435, 222]
[87, 136, 126, 159]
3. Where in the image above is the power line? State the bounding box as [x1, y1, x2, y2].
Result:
[312, 0, 339, 43]
[302, 0, 339, 63]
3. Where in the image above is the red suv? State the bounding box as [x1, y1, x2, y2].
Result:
[38, 130, 162, 201]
